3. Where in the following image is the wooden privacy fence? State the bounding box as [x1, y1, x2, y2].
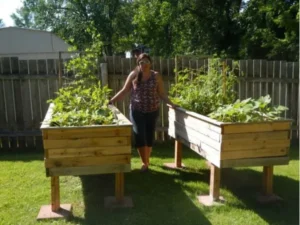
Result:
[0, 53, 299, 151]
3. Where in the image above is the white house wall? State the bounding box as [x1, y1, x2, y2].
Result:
[0, 27, 71, 59]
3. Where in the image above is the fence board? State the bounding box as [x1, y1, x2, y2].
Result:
[11, 57, 19, 74]
[1, 57, 10, 74]
[5, 79, 17, 149]
[0, 79, 9, 149]
[14, 79, 25, 148]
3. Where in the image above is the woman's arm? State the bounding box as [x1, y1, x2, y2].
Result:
[109, 71, 135, 104]
[156, 73, 176, 107]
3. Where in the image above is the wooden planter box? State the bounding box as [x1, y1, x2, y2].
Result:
[167, 106, 292, 205]
[38, 103, 133, 219]
[168, 107, 291, 168]
[41, 103, 132, 176]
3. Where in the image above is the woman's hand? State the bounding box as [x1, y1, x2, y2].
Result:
[167, 103, 179, 109]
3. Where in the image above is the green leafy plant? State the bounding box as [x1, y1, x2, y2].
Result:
[169, 59, 238, 115]
[48, 37, 115, 127]
[209, 95, 288, 122]
[169, 58, 288, 123]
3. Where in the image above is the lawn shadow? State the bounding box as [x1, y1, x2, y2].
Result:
[0, 150, 43, 162]
[217, 146, 299, 225]
[70, 168, 212, 225]
[220, 166, 299, 225]
[153, 141, 299, 225]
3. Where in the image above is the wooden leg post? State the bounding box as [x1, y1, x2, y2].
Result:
[198, 164, 224, 206]
[115, 172, 124, 203]
[262, 166, 273, 195]
[37, 176, 72, 220]
[104, 172, 133, 208]
[175, 140, 183, 167]
[51, 176, 60, 211]
[164, 140, 184, 169]
[209, 165, 220, 201]
[257, 166, 282, 204]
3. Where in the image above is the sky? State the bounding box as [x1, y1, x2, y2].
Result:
[0, 0, 23, 27]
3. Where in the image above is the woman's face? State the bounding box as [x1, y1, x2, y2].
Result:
[138, 58, 151, 72]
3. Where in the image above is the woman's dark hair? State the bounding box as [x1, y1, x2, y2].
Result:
[134, 53, 152, 83]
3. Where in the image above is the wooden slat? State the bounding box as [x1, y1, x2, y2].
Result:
[171, 133, 221, 167]
[0, 78, 8, 149]
[169, 121, 222, 151]
[43, 136, 130, 149]
[5, 79, 17, 149]
[45, 155, 131, 168]
[221, 130, 290, 141]
[47, 127, 131, 139]
[47, 146, 131, 158]
[222, 121, 291, 134]
[222, 139, 290, 151]
[47, 164, 131, 176]
[169, 108, 222, 134]
[168, 116, 221, 142]
[220, 156, 289, 168]
[169, 107, 223, 127]
[221, 147, 288, 160]
[14, 79, 25, 148]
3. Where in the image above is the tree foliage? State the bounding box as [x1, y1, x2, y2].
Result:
[11, 0, 299, 61]
[11, 0, 134, 55]
[239, 0, 299, 61]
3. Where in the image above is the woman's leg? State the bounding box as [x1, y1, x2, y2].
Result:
[145, 146, 152, 166]
[137, 146, 147, 167]
[145, 110, 159, 167]
[130, 109, 148, 169]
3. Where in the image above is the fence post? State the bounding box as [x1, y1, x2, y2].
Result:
[100, 63, 108, 86]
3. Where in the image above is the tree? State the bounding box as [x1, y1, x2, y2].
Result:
[239, 0, 299, 61]
[0, 19, 5, 28]
[11, 0, 135, 55]
[132, 0, 242, 57]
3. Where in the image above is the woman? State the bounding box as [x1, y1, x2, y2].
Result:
[109, 53, 176, 171]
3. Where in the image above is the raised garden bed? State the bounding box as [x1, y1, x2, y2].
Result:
[38, 103, 133, 219]
[166, 106, 292, 205]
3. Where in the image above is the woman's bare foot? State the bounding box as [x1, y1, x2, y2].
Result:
[141, 164, 149, 172]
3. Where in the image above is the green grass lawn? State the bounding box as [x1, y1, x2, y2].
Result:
[0, 141, 299, 225]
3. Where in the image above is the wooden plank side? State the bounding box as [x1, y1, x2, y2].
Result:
[169, 107, 223, 126]
[222, 121, 291, 134]
[168, 109, 222, 134]
[220, 156, 289, 168]
[43, 136, 130, 149]
[47, 127, 131, 139]
[168, 124, 220, 158]
[45, 154, 131, 168]
[221, 130, 290, 141]
[168, 115, 221, 142]
[221, 147, 288, 160]
[47, 146, 131, 158]
[47, 164, 131, 176]
[170, 121, 222, 150]
[222, 139, 290, 151]
[175, 135, 221, 167]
